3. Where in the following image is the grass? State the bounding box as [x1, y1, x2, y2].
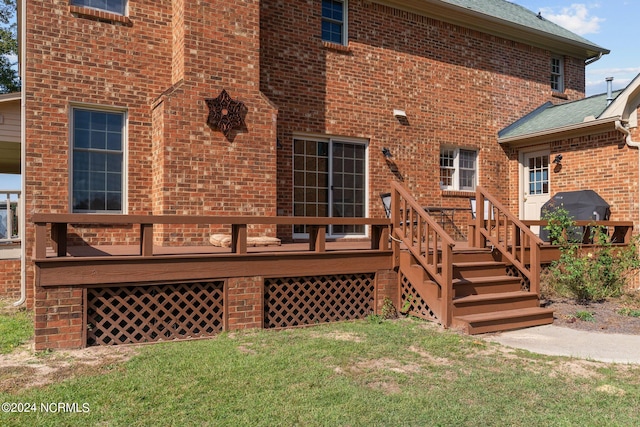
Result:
[573, 310, 596, 322]
[1, 317, 640, 426]
[0, 301, 33, 354]
[618, 308, 640, 318]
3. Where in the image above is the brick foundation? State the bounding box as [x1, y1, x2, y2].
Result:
[226, 276, 264, 330]
[34, 269, 398, 350]
[34, 287, 84, 350]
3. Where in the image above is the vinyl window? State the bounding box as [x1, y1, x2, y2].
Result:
[71, 107, 125, 213]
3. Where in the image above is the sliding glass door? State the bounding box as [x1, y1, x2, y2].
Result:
[293, 137, 367, 237]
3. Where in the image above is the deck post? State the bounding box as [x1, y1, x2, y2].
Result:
[308, 225, 326, 252]
[530, 241, 540, 295]
[371, 224, 390, 250]
[140, 223, 154, 256]
[474, 189, 486, 249]
[34, 222, 47, 259]
[51, 223, 67, 257]
[391, 188, 401, 268]
[232, 224, 247, 254]
[441, 243, 453, 327]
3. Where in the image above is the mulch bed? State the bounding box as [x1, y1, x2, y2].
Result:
[545, 297, 640, 335]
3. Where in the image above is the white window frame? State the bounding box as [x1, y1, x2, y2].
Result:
[551, 55, 564, 92]
[439, 147, 478, 192]
[292, 135, 368, 239]
[70, 104, 128, 214]
[321, 0, 348, 45]
[70, 0, 127, 16]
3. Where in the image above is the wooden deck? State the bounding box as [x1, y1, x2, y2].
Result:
[29, 210, 635, 349]
[31, 214, 397, 349]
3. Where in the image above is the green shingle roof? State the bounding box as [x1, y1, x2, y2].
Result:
[438, 0, 607, 52]
[498, 91, 623, 139]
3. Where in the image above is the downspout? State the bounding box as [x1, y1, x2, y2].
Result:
[616, 119, 640, 278]
[616, 120, 640, 148]
[13, 0, 26, 307]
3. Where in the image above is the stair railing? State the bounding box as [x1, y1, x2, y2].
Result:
[470, 186, 543, 294]
[390, 182, 455, 326]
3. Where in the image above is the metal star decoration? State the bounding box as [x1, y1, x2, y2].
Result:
[205, 89, 247, 138]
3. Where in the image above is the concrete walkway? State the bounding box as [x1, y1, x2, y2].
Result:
[484, 325, 640, 364]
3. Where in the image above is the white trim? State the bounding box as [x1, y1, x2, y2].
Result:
[70, 0, 128, 16]
[551, 55, 564, 93]
[68, 104, 128, 214]
[439, 146, 478, 191]
[518, 146, 550, 220]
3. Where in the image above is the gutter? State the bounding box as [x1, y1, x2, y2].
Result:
[585, 52, 603, 66]
[499, 116, 619, 146]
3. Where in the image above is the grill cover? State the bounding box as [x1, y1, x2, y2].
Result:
[539, 190, 610, 242]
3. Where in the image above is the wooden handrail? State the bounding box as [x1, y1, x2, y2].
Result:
[390, 182, 454, 326]
[33, 214, 391, 259]
[472, 187, 543, 294]
[32, 213, 391, 226]
[523, 220, 633, 244]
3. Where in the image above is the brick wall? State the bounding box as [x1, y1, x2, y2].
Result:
[25, 0, 279, 307]
[0, 259, 20, 300]
[261, 0, 586, 240]
[550, 131, 639, 223]
[24, 0, 593, 307]
[504, 128, 640, 228]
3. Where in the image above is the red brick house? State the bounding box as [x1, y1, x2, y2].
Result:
[5, 0, 640, 348]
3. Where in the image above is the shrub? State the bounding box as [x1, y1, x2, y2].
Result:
[543, 208, 640, 302]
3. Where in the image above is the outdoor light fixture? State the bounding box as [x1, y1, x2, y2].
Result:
[393, 109, 407, 118]
[381, 147, 392, 158]
[553, 154, 563, 164]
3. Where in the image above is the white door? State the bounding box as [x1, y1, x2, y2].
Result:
[522, 150, 550, 234]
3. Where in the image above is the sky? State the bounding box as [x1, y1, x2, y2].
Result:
[1, 1, 638, 191]
[511, 1, 640, 96]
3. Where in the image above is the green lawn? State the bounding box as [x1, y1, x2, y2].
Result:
[1, 316, 639, 426]
[0, 303, 32, 354]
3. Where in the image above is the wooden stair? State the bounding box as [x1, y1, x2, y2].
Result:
[451, 248, 553, 334]
[400, 248, 554, 334]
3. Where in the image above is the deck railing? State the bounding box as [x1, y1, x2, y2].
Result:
[0, 190, 20, 243]
[32, 213, 392, 259]
[522, 220, 633, 245]
[470, 187, 544, 294]
[390, 182, 455, 326]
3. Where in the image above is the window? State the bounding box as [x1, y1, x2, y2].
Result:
[440, 148, 477, 191]
[71, 0, 126, 15]
[71, 108, 125, 213]
[551, 56, 564, 92]
[528, 155, 549, 195]
[293, 137, 367, 236]
[322, 0, 347, 45]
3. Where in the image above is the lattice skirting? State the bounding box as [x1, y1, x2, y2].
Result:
[400, 273, 436, 321]
[87, 281, 224, 346]
[264, 274, 375, 328]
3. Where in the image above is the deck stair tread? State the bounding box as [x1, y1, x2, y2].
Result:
[452, 247, 493, 254]
[454, 306, 554, 323]
[452, 275, 520, 285]
[453, 290, 536, 303]
[452, 261, 504, 268]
